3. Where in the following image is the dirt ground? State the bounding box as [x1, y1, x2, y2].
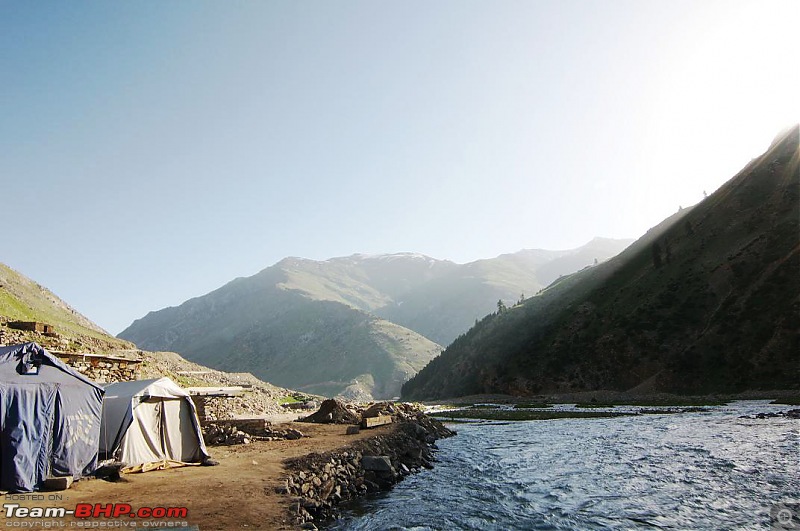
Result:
[2, 422, 395, 531]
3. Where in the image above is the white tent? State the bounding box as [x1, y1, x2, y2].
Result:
[99, 378, 209, 468]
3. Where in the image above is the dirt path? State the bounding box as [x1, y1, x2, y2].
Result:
[3, 422, 395, 530]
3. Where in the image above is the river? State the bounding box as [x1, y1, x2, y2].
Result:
[328, 401, 799, 530]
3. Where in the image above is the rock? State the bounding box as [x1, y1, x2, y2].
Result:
[275, 481, 290, 495]
[412, 423, 429, 440]
[320, 479, 335, 500]
[42, 476, 73, 491]
[285, 428, 304, 440]
[362, 401, 394, 418]
[346, 426, 360, 435]
[362, 455, 395, 474]
[300, 399, 362, 425]
[363, 479, 380, 492]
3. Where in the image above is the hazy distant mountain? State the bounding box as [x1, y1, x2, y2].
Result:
[402, 126, 800, 400]
[119, 267, 441, 399]
[373, 238, 632, 345]
[0, 263, 132, 351]
[119, 239, 631, 399]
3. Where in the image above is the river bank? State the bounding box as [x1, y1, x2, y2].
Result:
[2, 415, 453, 530]
[283, 413, 454, 527]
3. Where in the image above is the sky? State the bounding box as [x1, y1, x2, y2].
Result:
[1, 0, 798, 335]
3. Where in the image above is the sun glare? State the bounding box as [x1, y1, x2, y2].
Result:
[643, 0, 799, 216]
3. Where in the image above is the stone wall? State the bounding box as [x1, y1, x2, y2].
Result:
[57, 353, 141, 383]
[282, 415, 455, 527]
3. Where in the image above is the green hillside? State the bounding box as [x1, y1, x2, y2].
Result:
[403, 125, 800, 400]
[119, 269, 441, 399]
[0, 263, 133, 352]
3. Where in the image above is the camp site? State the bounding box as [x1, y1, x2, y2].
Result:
[0, 340, 438, 530]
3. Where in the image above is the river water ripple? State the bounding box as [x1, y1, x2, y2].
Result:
[328, 401, 799, 530]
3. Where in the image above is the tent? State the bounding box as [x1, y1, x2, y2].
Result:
[0, 342, 104, 492]
[99, 377, 209, 468]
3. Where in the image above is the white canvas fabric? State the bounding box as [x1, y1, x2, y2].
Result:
[100, 378, 208, 468]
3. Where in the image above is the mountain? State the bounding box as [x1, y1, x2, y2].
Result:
[119, 268, 442, 400]
[403, 125, 800, 400]
[119, 239, 631, 399]
[372, 238, 632, 346]
[0, 263, 133, 352]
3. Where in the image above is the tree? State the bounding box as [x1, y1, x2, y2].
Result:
[497, 299, 507, 313]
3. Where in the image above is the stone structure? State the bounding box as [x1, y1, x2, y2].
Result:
[53, 351, 142, 383]
[7, 321, 56, 335]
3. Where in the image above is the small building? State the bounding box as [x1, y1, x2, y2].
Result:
[7, 321, 56, 335]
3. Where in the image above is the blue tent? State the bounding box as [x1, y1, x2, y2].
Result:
[0, 342, 104, 492]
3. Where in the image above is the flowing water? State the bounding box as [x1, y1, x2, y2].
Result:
[328, 401, 799, 530]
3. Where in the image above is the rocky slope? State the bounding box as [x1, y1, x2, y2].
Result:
[403, 125, 800, 399]
[0, 263, 295, 417]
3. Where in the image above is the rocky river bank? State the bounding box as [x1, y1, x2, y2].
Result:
[281, 406, 455, 528]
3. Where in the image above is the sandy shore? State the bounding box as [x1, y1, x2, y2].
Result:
[3, 422, 396, 530]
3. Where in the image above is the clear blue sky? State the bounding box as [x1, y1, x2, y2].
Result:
[2, 0, 798, 335]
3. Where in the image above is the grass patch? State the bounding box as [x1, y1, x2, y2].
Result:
[576, 398, 727, 408]
[279, 395, 303, 405]
[431, 409, 633, 421]
[771, 398, 800, 406]
[513, 403, 553, 409]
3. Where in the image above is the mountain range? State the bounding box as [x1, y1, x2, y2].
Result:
[403, 125, 800, 400]
[118, 239, 631, 399]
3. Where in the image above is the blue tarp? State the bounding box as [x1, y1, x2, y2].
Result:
[0, 342, 104, 492]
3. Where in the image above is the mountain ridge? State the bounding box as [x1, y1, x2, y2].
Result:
[120, 238, 632, 399]
[402, 125, 800, 400]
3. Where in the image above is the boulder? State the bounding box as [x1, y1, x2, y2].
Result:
[362, 401, 395, 418]
[361, 455, 395, 474]
[301, 399, 361, 425]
